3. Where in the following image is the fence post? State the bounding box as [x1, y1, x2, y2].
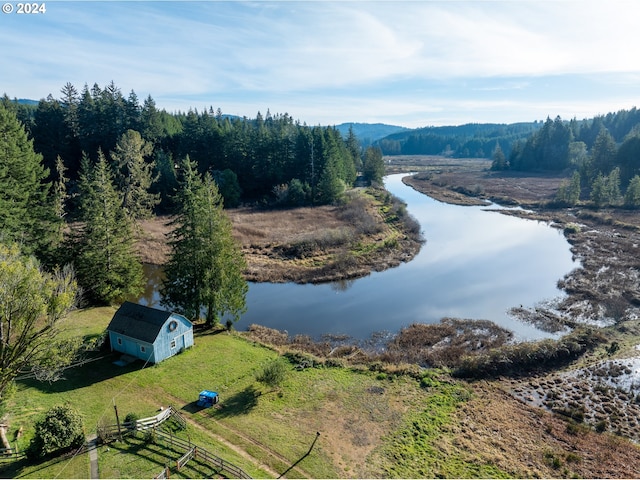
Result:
[114, 403, 122, 441]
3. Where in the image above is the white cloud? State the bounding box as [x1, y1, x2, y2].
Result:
[2, 1, 640, 127]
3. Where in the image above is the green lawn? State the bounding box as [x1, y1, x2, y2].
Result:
[1, 307, 510, 479]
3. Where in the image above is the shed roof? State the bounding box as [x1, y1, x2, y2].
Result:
[107, 302, 186, 344]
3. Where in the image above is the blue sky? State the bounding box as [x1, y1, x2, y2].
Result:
[2, 0, 640, 128]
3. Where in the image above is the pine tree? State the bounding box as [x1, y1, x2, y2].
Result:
[590, 173, 608, 208]
[110, 129, 159, 219]
[0, 104, 56, 259]
[363, 146, 385, 185]
[491, 143, 507, 170]
[555, 171, 581, 206]
[73, 151, 143, 304]
[590, 128, 617, 178]
[161, 157, 247, 327]
[568, 170, 581, 205]
[625, 175, 640, 208]
[345, 125, 363, 172]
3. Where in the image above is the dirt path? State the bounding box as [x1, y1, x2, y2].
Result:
[180, 413, 282, 478]
[86, 434, 99, 479]
[191, 409, 312, 479]
[164, 392, 311, 479]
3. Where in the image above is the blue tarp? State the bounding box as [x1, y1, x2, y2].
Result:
[197, 390, 219, 407]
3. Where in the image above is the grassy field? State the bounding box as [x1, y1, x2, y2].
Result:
[1, 307, 495, 479]
[4, 308, 640, 477]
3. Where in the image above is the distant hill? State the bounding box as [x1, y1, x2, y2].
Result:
[16, 98, 39, 106]
[335, 122, 410, 146]
[374, 122, 542, 158]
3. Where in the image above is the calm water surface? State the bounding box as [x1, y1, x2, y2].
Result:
[140, 174, 577, 341]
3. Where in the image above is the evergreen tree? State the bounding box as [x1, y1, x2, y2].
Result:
[568, 170, 581, 205]
[625, 175, 640, 208]
[616, 133, 640, 187]
[555, 171, 581, 206]
[363, 146, 385, 184]
[212, 168, 242, 208]
[0, 104, 56, 259]
[590, 173, 608, 208]
[590, 168, 622, 208]
[161, 157, 247, 327]
[315, 154, 345, 204]
[151, 149, 178, 211]
[73, 151, 144, 304]
[590, 128, 617, 177]
[346, 125, 363, 172]
[490, 143, 507, 170]
[110, 129, 159, 219]
[607, 167, 622, 206]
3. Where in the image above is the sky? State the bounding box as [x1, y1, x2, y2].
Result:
[1, 0, 640, 128]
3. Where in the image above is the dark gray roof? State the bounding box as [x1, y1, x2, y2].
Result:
[107, 302, 173, 343]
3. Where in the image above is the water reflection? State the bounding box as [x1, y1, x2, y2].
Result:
[136, 174, 578, 342]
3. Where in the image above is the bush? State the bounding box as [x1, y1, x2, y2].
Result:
[563, 223, 581, 235]
[453, 327, 606, 378]
[143, 428, 157, 444]
[26, 405, 85, 459]
[124, 412, 139, 430]
[256, 358, 289, 389]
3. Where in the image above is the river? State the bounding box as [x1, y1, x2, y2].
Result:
[138, 173, 577, 342]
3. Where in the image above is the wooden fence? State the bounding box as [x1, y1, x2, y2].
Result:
[0, 447, 23, 462]
[101, 406, 251, 479]
[152, 429, 251, 479]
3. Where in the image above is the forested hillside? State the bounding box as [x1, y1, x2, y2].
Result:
[490, 109, 640, 208]
[0, 81, 389, 307]
[374, 122, 542, 158]
[1, 81, 385, 213]
[335, 122, 409, 147]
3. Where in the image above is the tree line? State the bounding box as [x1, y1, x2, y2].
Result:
[374, 122, 541, 158]
[2, 81, 385, 213]
[490, 108, 640, 208]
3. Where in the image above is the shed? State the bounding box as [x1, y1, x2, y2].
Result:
[107, 302, 194, 364]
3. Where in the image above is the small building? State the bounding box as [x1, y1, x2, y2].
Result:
[107, 302, 194, 364]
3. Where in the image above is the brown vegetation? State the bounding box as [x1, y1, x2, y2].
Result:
[135, 188, 423, 284]
[245, 156, 640, 477]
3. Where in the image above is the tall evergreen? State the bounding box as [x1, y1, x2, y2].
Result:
[363, 146, 385, 184]
[73, 151, 143, 304]
[161, 157, 247, 327]
[0, 104, 56, 260]
[590, 128, 617, 177]
[110, 129, 159, 219]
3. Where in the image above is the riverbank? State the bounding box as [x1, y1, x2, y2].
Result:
[392, 156, 640, 444]
[135, 187, 423, 284]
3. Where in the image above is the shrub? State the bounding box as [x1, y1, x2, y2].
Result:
[595, 419, 608, 433]
[563, 223, 581, 235]
[143, 428, 157, 444]
[124, 412, 139, 430]
[26, 405, 85, 459]
[256, 358, 289, 389]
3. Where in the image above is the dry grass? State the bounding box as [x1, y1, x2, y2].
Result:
[135, 190, 423, 284]
[394, 156, 566, 207]
[452, 382, 640, 479]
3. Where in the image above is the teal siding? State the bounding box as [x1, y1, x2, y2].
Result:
[109, 310, 193, 364]
[151, 313, 194, 363]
